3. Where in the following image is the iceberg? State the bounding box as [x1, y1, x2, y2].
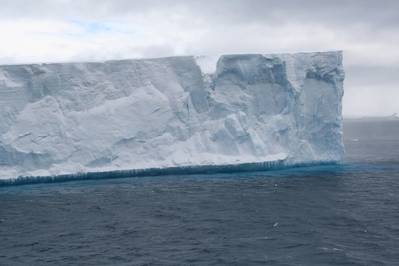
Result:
[0, 51, 344, 182]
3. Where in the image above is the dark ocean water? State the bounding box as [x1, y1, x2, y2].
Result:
[1, 119, 399, 265]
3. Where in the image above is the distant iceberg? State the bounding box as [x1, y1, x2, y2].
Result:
[0, 51, 344, 182]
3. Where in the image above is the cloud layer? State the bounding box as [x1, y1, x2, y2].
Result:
[0, 0, 398, 116]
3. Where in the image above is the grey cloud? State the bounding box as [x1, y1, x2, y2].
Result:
[2, 0, 399, 28]
[345, 65, 399, 87]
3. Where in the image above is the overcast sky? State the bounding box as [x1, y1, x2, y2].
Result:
[0, 0, 398, 117]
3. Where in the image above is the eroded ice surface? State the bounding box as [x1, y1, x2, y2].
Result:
[0, 51, 344, 179]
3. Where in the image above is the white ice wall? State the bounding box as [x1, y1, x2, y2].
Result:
[0, 51, 344, 179]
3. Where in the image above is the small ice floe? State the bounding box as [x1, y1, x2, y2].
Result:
[320, 247, 342, 252]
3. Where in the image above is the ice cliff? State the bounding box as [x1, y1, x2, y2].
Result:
[0, 51, 344, 180]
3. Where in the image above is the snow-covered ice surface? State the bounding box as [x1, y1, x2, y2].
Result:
[0, 51, 344, 180]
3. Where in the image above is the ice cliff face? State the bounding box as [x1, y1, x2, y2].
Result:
[0, 51, 344, 179]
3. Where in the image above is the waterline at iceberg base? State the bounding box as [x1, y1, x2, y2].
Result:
[0, 159, 345, 186]
[0, 51, 344, 183]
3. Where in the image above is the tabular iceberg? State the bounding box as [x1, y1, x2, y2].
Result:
[0, 51, 344, 181]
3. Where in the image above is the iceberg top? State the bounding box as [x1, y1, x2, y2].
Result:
[0, 51, 344, 180]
